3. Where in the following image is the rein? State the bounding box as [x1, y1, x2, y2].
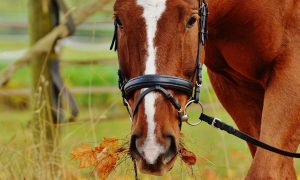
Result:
[199, 114, 300, 158]
[110, 0, 300, 161]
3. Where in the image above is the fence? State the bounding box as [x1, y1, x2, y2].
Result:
[0, 0, 114, 178]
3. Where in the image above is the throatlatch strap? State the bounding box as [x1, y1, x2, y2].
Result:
[199, 113, 300, 158]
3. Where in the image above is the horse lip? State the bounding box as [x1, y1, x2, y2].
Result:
[137, 154, 177, 176]
[138, 157, 164, 176]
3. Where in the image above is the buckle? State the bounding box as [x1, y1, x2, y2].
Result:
[180, 99, 204, 126]
[211, 118, 221, 128]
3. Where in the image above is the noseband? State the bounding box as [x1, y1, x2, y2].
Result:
[111, 1, 208, 126]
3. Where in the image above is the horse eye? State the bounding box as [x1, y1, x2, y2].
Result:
[186, 15, 197, 28]
[115, 17, 123, 28]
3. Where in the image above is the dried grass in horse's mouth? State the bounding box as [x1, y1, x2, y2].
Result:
[71, 137, 197, 178]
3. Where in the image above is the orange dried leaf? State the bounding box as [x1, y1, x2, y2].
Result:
[71, 137, 127, 179]
[95, 137, 122, 178]
[71, 144, 97, 168]
[95, 137, 119, 153]
[179, 147, 197, 166]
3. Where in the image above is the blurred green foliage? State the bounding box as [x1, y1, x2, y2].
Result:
[0, 0, 113, 20]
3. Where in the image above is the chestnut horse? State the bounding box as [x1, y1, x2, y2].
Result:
[113, 0, 300, 178]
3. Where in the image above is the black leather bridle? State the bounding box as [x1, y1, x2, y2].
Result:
[110, 1, 208, 126]
[110, 0, 300, 159]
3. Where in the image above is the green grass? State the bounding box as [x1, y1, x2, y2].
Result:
[0, 39, 28, 52]
[0, 0, 27, 21]
[61, 46, 116, 60]
[1, 105, 300, 179]
[0, 104, 252, 179]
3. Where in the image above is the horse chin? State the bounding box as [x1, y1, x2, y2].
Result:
[137, 155, 177, 176]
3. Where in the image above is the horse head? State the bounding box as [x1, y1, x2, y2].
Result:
[113, 0, 204, 175]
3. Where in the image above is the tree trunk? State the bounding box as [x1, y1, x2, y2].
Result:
[28, 0, 61, 178]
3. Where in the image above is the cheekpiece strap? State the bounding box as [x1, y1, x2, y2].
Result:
[110, 20, 118, 51]
[193, 0, 208, 103]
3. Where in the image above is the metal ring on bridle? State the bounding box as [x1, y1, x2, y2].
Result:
[181, 99, 204, 126]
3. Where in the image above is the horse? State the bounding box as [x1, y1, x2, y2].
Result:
[112, 0, 300, 178]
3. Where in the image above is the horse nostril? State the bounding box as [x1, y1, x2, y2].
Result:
[130, 135, 141, 160]
[166, 135, 177, 154]
[163, 135, 178, 164]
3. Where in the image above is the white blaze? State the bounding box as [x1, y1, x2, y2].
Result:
[136, 0, 167, 164]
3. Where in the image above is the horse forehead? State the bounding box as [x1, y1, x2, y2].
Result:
[114, 0, 168, 11]
[114, 0, 195, 13]
[137, 0, 166, 6]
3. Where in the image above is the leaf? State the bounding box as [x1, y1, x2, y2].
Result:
[94, 137, 121, 179]
[95, 137, 120, 154]
[71, 144, 97, 168]
[179, 147, 197, 166]
[71, 137, 128, 179]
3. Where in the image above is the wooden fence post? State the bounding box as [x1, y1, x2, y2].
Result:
[28, 0, 61, 178]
